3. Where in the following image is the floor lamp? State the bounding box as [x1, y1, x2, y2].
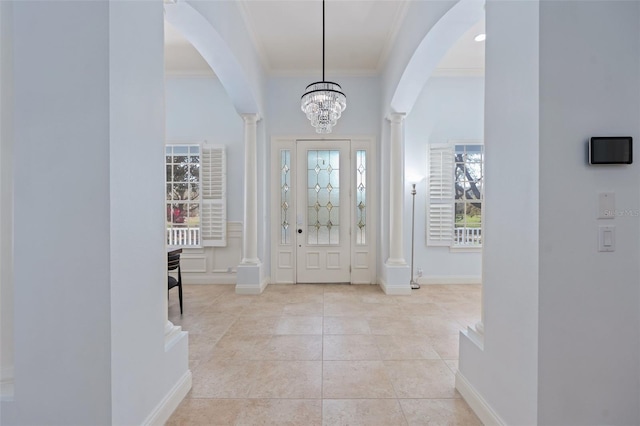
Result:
[408, 177, 424, 290]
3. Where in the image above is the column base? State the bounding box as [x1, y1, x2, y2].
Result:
[236, 262, 267, 294]
[380, 262, 411, 295]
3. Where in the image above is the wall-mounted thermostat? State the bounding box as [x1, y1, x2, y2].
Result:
[589, 136, 632, 165]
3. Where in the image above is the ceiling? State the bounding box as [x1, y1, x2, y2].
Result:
[164, 1, 485, 76]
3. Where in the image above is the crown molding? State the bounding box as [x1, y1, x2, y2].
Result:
[375, 0, 411, 73]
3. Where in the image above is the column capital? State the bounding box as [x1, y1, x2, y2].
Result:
[386, 112, 406, 124]
[240, 113, 261, 124]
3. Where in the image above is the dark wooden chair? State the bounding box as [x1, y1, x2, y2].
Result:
[168, 252, 183, 315]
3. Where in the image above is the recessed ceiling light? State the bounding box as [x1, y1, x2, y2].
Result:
[474, 33, 486, 42]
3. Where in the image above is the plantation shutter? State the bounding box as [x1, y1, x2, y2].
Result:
[427, 145, 454, 246]
[201, 144, 227, 247]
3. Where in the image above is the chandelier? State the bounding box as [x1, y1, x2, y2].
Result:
[301, 0, 346, 134]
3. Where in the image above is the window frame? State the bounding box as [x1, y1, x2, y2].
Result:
[165, 142, 227, 249]
[453, 141, 484, 249]
[426, 140, 484, 251]
[166, 143, 203, 248]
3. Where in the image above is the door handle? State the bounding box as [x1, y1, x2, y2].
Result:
[298, 229, 303, 234]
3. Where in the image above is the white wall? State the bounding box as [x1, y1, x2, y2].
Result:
[460, 1, 640, 425]
[267, 75, 381, 137]
[2, 2, 190, 424]
[165, 76, 245, 283]
[5, 2, 113, 423]
[0, 0, 14, 403]
[537, 1, 640, 424]
[165, 76, 245, 222]
[458, 1, 540, 425]
[405, 76, 484, 282]
[110, 2, 189, 424]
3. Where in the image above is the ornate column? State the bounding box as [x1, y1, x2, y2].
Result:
[388, 112, 406, 264]
[241, 113, 259, 263]
[382, 112, 411, 294]
[236, 113, 264, 294]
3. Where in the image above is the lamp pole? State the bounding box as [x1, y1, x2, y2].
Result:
[410, 183, 420, 289]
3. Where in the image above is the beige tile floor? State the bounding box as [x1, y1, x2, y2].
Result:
[167, 284, 482, 426]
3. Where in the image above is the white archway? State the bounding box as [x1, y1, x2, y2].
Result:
[164, 1, 260, 115]
[164, 1, 266, 293]
[390, 0, 484, 114]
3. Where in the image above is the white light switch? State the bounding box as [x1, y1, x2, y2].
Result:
[598, 225, 615, 252]
[598, 192, 615, 219]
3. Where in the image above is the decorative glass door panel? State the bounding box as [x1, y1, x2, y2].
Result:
[306, 150, 340, 245]
[296, 141, 351, 283]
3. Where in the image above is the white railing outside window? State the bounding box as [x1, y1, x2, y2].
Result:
[454, 227, 482, 246]
[167, 227, 200, 246]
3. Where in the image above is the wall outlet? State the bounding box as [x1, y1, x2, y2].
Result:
[416, 267, 423, 277]
[227, 266, 233, 273]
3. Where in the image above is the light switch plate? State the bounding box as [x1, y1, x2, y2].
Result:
[598, 225, 615, 252]
[598, 192, 615, 219]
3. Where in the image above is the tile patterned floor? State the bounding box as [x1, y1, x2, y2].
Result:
[167, 284, 482, 426]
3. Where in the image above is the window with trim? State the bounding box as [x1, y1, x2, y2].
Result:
[427, 142, 484, 248]
[165, 143, 227, 248]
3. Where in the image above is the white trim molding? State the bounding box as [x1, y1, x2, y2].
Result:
[455, 370, 506, 426]
[235, 275, 269, 295]
[142, 370, 192, 426]
[463, 324, 485, 350]
[164, 323, 185, 351]
[418, 275, 481, 285]
[178, 222, 242, 285]
[182, 277, 237, 285]
[379, 277, 411, 295]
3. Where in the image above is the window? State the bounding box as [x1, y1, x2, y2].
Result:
[427, 142, 484, 248]
[166, 143, 226, 247]
[355, 149, 367, 245]
[454, 144, 483, 246]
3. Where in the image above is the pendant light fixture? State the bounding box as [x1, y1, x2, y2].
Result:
[301, 0, 346, 134]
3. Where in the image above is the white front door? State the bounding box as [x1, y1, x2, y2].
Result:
[295, 140, 351, 283]
[270, 136, 375, 285]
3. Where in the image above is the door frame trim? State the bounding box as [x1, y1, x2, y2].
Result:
[270, 135, 377, 284]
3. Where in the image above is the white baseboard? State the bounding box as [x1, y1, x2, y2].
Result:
[419, 275, 481, 285]
[455, 370, 506, 426]
[378, 279, 411, 295]
[182, 276, 236, 285]
[235, 277, 268, 295]
[142, 370, 192, 426]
